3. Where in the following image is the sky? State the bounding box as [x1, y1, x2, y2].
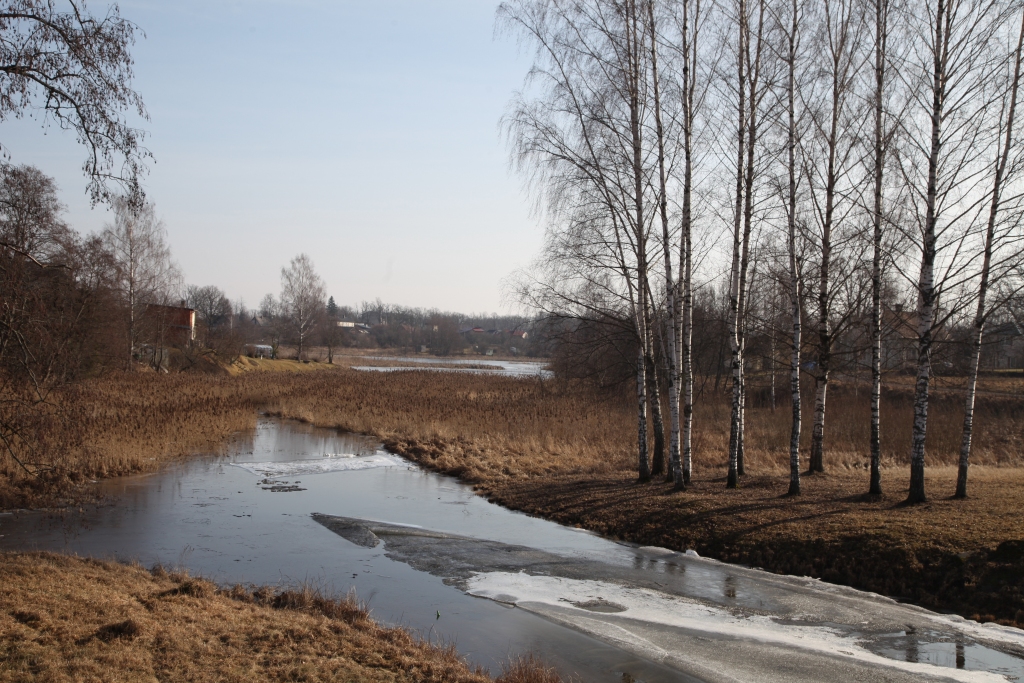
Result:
[3, 1, 542, 314]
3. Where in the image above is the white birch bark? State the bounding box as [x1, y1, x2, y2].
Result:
[907, 0, 947, 505]
[869, 0, 888, 496]
[680, 0, 697, 487]
[627, 0, 651, 482]
[734, 0, 764, 481]
[956, 10, 1024, 499]
[786, 0, 802, 496]
[727, 0, 748, 490]
[648, 0, 681, 487]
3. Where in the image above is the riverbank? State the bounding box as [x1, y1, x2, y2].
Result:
[0, 552, 556, 683]
[2, 366, 1022, 627]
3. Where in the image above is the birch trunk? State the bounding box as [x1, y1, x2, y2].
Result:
[809, 0, 850, 475]
[627, 0, 650, 482]
[786, 0, 802, 496]
[869, 0, 888, 496]
[956, 9, 1024, 499]
[908, 0, 947, 505]
[647, 0, 677, 483]
[679, 0, 696, 488]
[637, 348, 651, 481]
[727, 0, 748, 490]
[647, 348, 666, 477]
[735, 0, 764, 480]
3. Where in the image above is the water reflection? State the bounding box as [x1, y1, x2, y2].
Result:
[0, 418, 680, 683]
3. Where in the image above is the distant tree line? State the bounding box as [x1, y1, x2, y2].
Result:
[503, 0, 1024, 501]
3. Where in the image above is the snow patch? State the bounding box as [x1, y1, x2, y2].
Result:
[466, 572, 1014, 683]
[232, 453, 409, 477]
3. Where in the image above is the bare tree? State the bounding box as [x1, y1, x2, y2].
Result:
[186, 284, 232, 346]
[0, 0, 149, 205]
[726, 0, 773, 488]
[101, 198, 180, 368]
[801, 0, 868, 474]
[0, 165, 114, 477]
[867, 0, 894, 496]
[781, 0, 803, 495]
[956, 8, 1024, 498]
[898, 0, 1008, 504]
[500, 0, 662, 481]
[280, 253, 325, 361]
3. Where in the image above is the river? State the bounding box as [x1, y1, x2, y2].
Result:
[1, 418, 1022, 682]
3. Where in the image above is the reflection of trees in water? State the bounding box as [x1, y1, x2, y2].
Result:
[904, 632, 918, 663]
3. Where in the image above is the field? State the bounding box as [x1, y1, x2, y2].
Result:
[1, 362, 1022, 626]
[0, 552, 557, 683]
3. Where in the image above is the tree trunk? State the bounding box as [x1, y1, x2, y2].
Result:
[679, 0, 696, 488]
[956, 9, 1024, 499]
[786, 0, 801, 496]
[647, 0, 679, 485]
[809, 372, 828, 473]
[734, 0, 763, 481]
[637, 349, 651, 482]
[647, 351, 666, 477]
[869, 0, 888, 496]
[627, 0, 651, 483]
[907, 0, 948, 505]
[727, 0, 748, 490]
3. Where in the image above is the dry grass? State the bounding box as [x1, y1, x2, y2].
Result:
[0, 551, 563, 683]
[1, 366, 1021, 624]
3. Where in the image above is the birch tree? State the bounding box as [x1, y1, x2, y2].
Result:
[501, 0, 662, 481]
[898, 0, 1009, 504]
[280, 253, 326, 361]
[867, 0, 894, 496]
[726, 0, 773, 488]
[802, 0, 868, 474]
[101, 199, 180, 367]
[956, 8, 1024, 498]
[780, 0, 803, 495]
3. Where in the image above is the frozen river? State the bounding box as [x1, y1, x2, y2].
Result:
[2, 418, 1022, 682]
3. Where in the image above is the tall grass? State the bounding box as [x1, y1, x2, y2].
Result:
[2, 366, 1020, 507]
[1, 552, 564, 682]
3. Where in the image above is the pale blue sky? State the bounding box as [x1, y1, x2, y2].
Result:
[4, 1, 541, 314]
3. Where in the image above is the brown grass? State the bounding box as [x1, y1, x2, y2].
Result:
[0, 551, 563, 682]
[1, 366, 1022, 624]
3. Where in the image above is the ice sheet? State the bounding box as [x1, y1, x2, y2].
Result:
[232, 453, 409, 477]
[466, 571, 1014, 683]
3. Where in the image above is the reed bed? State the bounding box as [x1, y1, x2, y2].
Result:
[3, 366, 1021, 505]
[0, 551, 558, 682]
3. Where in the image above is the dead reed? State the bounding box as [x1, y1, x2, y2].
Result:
[0, 551, 563, 683]
[2, 366, 1021, 507]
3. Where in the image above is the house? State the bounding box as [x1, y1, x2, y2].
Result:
[336, 321, 371, 333]
[245, 344, 274, 359]
[841, 305, 951, 372]
[982, 321, 1024, 370]
[143, 303, 195, 346]
[512, 330, 529, 340]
